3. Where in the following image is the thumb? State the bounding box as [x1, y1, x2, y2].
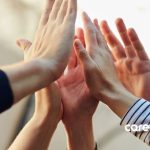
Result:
[74, 39, 90, 65]
[16, 39, 32, 51]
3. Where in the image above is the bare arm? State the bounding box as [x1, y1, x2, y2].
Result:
[1, 59, 52, 103]
[8, 83, 62, 150]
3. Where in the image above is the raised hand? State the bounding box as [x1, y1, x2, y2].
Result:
[74, 12, 137, 118]
[17, 0, 77, 81]
[100, 18, 150, 100]
[5, 0, 77, 103]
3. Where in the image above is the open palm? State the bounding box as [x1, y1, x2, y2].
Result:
[58, 49, 99, 125]
[101, 18, 150, 100]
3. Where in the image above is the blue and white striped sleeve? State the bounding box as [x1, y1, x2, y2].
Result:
[120, 98, 150, 145]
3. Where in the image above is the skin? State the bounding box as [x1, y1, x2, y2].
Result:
[17, 30, 98, 150]
[100, 18, 150, 101]
[58, 37, 98, 150]
[1, 0, 77, 104]
[73, 12, 138, 118]
[8, 83, 62, 150]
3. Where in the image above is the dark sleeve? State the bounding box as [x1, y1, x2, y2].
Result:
[0, 70, 13, 113]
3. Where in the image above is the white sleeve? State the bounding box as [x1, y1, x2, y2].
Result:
[120, 98, 150, 145]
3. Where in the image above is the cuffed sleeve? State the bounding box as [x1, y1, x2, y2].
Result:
[0, 70, 13, 113]
[120, 98, 150, 145]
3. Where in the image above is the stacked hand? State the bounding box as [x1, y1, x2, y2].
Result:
[58, 29, 98, 150]
[11, 0, 148, 147]
[73, 13, 138, 118]
[17, 25, 98, 150]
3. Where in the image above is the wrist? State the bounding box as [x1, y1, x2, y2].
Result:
[32, 112, 59, 132]
[98, 84, 139, 118]
[1, 60, 51, 102]
[29, 59, 55, 85]
[34, 85, 62, 126]
[65, 120, 95, 150]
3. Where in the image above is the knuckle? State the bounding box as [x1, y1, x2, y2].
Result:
[78, 49, 87, 58]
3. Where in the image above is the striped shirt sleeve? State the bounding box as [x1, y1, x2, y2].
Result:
[120, 98, 150, 146]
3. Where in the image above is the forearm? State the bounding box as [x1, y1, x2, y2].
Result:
[65, 120, 95, 150]
[106, 87, 138, 118]
[8, 115, 58, 150]
[8, 85, 61, 150]
[96, 85, 138, 118]
[1, 59, 53, 104]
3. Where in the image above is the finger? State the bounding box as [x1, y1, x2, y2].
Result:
[49, 0, 64, 20]
[93, 18, 105, 47]
[94, 18, 100, 31]
[94, 19, 101, 45]
[81, 12, 97, 54]
[100, 20, 126, 60]
[128, 28, 149, 60]
[115, 18, 136, 58]
[74, 39, 97, 88]
[64, 0, 77, 22]
[76, 27, 85, 47]
[74, 39, 91, 66]
[39, 0, 55, 26]
[68, 48, 77, 70]
[75, 28, 85, 65]
[16, 39, 32, 51]
[56, 0, 68, 23]
[115, 18, 131, 47]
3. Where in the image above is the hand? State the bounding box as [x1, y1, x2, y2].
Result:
[74, 12, 138, 118]
[100, 18, 150, 100]
[17, 0, 77, 82]
[57, 28, 98, 150]
[11, 34, 63, 150]
[1, 0, 77, 103]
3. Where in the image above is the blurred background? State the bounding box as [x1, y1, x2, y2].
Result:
[0, 0, 150, 149]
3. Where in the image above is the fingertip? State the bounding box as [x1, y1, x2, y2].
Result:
[74, 39, 82, 50]
[93, 18, 98, 25]
[93, 18, 99, 30]
[82, 11, 88, 18]
[100, 20, 108, 28]
[115, 18, 126, 32]
[115, 18, 123, 26]
[75, 27, 83, 36]
[81, 11, 91, 24]
[127, 28, 137, 41]
[74, 39, 88, 59]
[16, 39, 32, 51]
[75, 27, 85, 46]
[100, 20, 110, 34]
